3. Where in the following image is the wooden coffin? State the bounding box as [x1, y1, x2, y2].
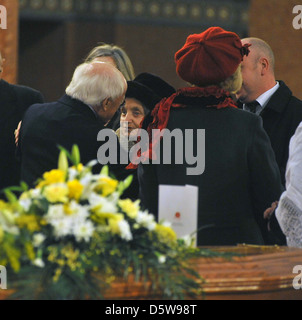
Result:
[104, 245, 302, 300]
[192, 245, 302, 300]
[1, 245, 302, 300]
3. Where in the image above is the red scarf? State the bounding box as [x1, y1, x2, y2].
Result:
[127, 86, 237, 169]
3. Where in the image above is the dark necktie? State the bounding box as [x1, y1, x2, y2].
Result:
[246, 101, 260, 113]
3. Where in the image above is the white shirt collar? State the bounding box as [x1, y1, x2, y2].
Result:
[256, 81, 280, 108]
[243, 81, 279, 115]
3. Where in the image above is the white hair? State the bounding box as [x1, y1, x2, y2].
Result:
[66, 62, 126, 107]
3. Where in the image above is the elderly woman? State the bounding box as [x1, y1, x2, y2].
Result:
[117, 72, 175, 151]
[117, 72, 175, 199]
[137, 27, 283, 246]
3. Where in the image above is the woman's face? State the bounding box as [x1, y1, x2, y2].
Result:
[120, 98, 146, 136]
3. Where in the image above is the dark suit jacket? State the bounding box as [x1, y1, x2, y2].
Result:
[138, 96, 283, 246]
[244, 81, 302, 186]
[19, 94, 128, 187]
[0, 79, 44, 194]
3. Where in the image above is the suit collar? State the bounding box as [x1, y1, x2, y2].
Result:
[256, 82, 280, 108]
[58, 94, 105, 124]
[261, 81, 291, 114]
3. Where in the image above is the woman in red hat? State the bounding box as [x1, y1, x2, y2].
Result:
[137, 27, 284, 246]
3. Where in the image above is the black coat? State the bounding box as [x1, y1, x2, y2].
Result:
[138, 94, 284, 246]
[238, 81, 302, 186]
[0, 79, 44, 193]
[19, 94, 128, 187]
[259, 81, 302, 186]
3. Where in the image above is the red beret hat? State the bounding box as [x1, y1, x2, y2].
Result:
[175, 26, 250, 86]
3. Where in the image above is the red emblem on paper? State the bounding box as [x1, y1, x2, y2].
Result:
[175, 212, 181, 219]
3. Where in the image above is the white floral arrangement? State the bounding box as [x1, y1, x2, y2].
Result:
[0, 146, 206, 300]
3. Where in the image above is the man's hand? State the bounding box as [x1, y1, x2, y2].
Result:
[264, 201, 279, 219]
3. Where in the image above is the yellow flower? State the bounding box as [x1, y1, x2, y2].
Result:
[37, 169, 66, 188]
[53, 268, 62, 282]
[63, 204, 73, 215]
[118, 199, 140, 219]
[108, 214, 124, 234]
[43, 184, 69, 203]
[95, 176, 118, 196]
[1, 208, 16, 225]
[91, 211, 122, 224]
[0, 201, 18, 218]
[72, 163, 84, 172]
[0, 200, 6, 210]
[67, 180, 83, 201]
[45, 169, 66, 183]
[47, 247, 58, 263]
[61, 245, 81, 271]
[16, 215, 41, 232]
[155, 224, 177, 243]
[19, 191, 29, 200]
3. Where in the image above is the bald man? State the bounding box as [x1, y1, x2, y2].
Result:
[0, 50, 44, 195]
[236, 38, 302, 186]
[19, 61, 127, 187]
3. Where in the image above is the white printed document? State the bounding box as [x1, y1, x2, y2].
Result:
[158, 184, 198, 246]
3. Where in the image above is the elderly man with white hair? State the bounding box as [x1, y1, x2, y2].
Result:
[19, 61, 127, 187]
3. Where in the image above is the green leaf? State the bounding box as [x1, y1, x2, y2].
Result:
[117, 175, 133, 195]
[57, 145, 72, 159]
[58, 149, 69, 172]
[123, 175, 133, 190]
[3, 186, 24, 193]
[20, 181, 29, 192]
[4, 189, 18, 203]
[100, 165, 109, 176]
[71, 145, 81, 166]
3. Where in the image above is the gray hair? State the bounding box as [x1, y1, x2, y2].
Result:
[66, 62, 126, 107]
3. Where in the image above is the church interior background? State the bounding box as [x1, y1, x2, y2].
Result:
[1, 0, 301, 103]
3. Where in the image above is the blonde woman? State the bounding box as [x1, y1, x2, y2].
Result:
[85, 43, 135, 81]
